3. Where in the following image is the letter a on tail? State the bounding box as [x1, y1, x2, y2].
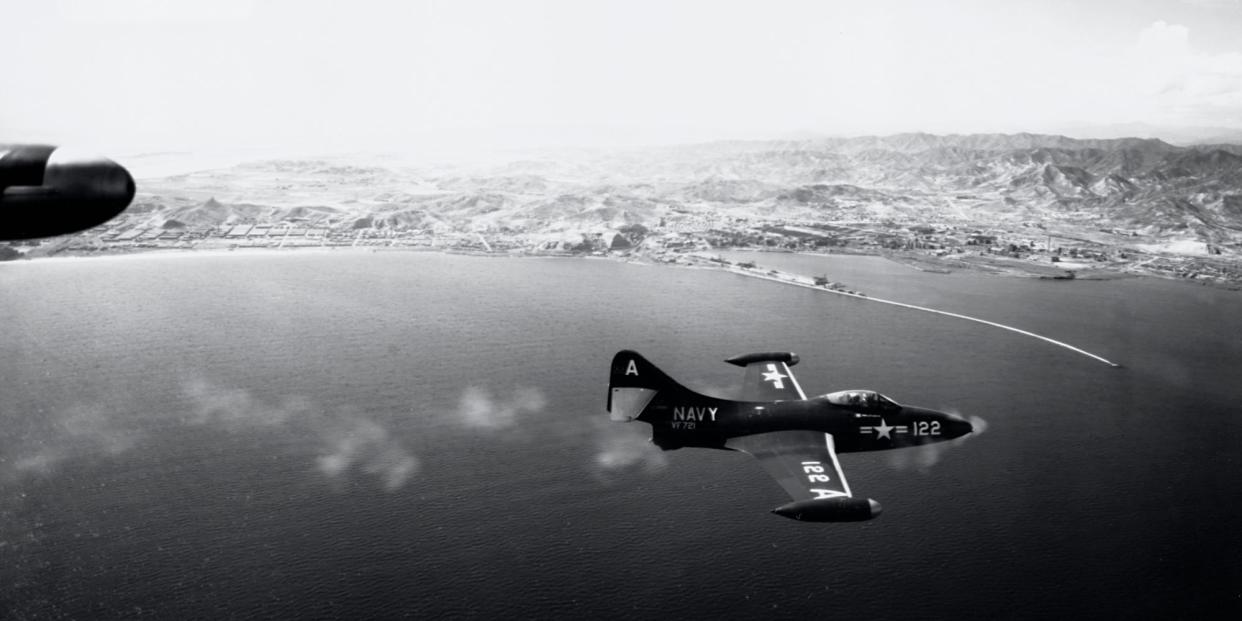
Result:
[607, 350, 699, 422]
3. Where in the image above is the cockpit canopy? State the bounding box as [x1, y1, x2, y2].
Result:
[821, 390, 901, 412]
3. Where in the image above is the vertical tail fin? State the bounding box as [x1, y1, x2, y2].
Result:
[607, 350, 693, 422]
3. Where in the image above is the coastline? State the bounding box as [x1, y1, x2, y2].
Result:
[3, 242, 1230, 288]
[5, 243, 1125, 367]
[0, 245, 364, 266]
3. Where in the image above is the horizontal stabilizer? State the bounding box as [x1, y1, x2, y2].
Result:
[610, 387, 657, 422]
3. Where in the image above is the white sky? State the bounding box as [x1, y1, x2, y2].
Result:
[4, 0, 1242, 152]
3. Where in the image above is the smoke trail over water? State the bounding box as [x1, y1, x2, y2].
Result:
[7, 400, 142, 478]
[590, 418, 668, 481]
[5, 377, 669, 491]
[455, 385, 548, 430]
[2, 378, 422, 493]
[315, 416, 420, 491]
[180, 378, 420, 491]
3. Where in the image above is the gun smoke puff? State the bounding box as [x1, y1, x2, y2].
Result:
[452, 384, 667, 482]
[456, 385, 547, 430]
[6, 400, 142, 479]
[179, 377, 421, 491]
[315, 417, 420, 491]
[590, 418, 668, 481]
[887, 443, 953, 473]
[12, 451, 64, 477]
[182, 377, 307, 429]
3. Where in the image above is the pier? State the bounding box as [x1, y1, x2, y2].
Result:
[729, 266, 1123, 368]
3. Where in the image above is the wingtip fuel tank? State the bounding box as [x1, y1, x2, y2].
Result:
[771, 497, 883, 522]
[1, 144, 135, 241]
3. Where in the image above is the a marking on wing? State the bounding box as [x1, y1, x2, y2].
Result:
[824, 433, 852, 498]
[801, 459, 846, 499]
[761, 363, 786, 389]
[782, 362, 807, 400]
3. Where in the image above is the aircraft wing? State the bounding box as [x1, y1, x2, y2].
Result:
[727, 430, 881, 521]
[726, 353, 806, 401]
[726, 430, 851, 501]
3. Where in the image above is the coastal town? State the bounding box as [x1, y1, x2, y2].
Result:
[8, 207, 1241, 290]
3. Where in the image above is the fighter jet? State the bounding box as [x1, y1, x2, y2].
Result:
[607, 350, 974, 521]
[1, 144, 135, 241]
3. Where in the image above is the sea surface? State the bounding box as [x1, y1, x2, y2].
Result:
[1, 250, 1239, 619]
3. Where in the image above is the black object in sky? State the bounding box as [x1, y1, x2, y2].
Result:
[1, 144, 135, 241]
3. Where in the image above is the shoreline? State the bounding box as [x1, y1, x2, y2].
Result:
[4, 242, 1234, 288]
[3, 243, 1125, 367]
[0, 245, 362, 265]
[715, 246, 1201, 284]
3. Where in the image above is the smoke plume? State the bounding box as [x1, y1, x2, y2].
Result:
[590, 418, 668, 481]
[315, 417, 420, 491]
[179, 378, 420, 491]
[455, 385, 547, 430]
[6, 400, 142, 478]
[1, 378, 422, 494]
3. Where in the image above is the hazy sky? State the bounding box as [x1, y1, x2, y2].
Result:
[4, 0, 1242, 151]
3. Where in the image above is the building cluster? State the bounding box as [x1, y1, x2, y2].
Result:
[10, 207, 1239, 289]
[1136, 255, 1242, 284]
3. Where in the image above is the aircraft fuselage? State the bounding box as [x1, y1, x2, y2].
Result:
[644, 397, 972, 452]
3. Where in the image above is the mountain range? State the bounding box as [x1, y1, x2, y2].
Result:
[123, 133, 1242, 248]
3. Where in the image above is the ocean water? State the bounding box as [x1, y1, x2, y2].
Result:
[1, 250, 1239, 619]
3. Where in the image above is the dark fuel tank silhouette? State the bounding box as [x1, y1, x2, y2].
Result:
[1, 144, 135, 240]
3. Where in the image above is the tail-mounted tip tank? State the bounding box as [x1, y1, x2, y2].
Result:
[0, 144, 135, 241]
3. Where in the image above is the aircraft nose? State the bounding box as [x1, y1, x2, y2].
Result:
[944, 413, 973, 438]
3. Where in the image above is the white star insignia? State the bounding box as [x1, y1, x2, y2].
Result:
[761, 364, 787, 389]
[874, 419, 894, 440]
